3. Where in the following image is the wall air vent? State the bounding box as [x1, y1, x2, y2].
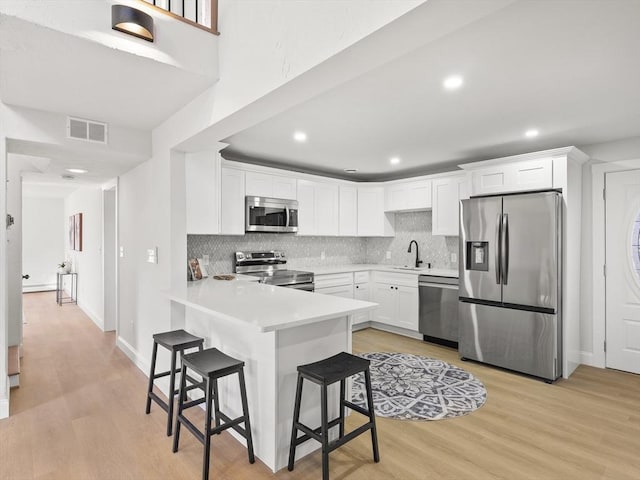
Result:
[67, 116, 108, 144]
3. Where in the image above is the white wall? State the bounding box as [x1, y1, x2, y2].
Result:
[22, 196, 65, 291]
[65, 187, 104, 330]
[103, 188, 117, 332]
[1, 133, 8, 418]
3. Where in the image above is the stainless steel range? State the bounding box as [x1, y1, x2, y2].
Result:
[234, 251, 314, 292]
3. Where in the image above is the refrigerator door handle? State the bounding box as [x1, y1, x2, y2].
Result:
[502, 213, 509, 285]
[495, 213, 502, 284]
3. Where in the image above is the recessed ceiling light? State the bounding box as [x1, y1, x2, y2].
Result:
[344, 168, 358, 173]
[66, 168, 88, 174]
[443, 75, 464, 90]
[525, 129, 539, 138]
[293, 131, 307, 142]
[390, 157, 401, 165]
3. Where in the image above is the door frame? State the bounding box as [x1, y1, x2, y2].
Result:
[591, 160, 640, 369]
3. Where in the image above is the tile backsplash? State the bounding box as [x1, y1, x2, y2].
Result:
[188, 211, 458, 274]
[366, 211, 459, 268]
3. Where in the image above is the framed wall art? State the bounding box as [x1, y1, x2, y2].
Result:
[74, 213, 83, 251]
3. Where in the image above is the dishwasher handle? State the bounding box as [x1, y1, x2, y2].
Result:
[418, 282, 459, 289]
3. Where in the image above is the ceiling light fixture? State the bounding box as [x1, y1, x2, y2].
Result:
[443, 75, 464, 90]
[112, 5, 154, 42]
[525, 129, 539, 138]
[390, 157, 401, 165]
[293, 131, 307, 142]
[66, 168, 88, 174]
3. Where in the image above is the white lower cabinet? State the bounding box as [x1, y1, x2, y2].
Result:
[372, 282, 419, 331]
[316, 284, 354, 298]
[353, 282, 371, 325]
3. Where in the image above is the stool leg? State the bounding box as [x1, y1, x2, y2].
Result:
[364, 369, 380, 463]
[172, 364, 188, 454]
[339, 378, 346, 438]
[321, 383, 330, 480]
[145, 342, 158, 414]
[287, 374, 304, 471]
[166, 350, 177, 436]
[238, 368, 255, 464]
[203, 377, 213, 480]
[211, 378, 221, 435]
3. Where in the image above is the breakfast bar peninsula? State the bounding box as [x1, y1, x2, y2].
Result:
[168, 277, 376, 472]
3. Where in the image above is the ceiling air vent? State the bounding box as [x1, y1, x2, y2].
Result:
[67, 117, 108, 144]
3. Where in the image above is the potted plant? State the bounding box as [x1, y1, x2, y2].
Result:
[58, 261, 71, 274]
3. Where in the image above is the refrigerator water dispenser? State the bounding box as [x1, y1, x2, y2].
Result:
[466, 241, 489, 271]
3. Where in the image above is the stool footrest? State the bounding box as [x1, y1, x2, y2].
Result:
[214, 411, 249, 438]
[343, 400, 371, 417]
[148, 391, 169, 413]
[293, 417, 342, 445]
[177, 415, 205, 444]
[328, 422, 375, 453]
[182, 397, 206, 409]
[153, 368, 180, 380]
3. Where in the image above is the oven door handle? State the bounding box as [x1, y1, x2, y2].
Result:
[285, 282, 314, 292]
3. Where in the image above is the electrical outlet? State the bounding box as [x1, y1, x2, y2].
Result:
[119, 246, 125, 258]
[451, 253, 457, 263]
[321, 251, 326, 260]
[386, 251, 391, 259]
[202, 254, 210, 265]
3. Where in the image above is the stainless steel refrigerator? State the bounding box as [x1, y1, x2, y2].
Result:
[458, 191, 562, 382]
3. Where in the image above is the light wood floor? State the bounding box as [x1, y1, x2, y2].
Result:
[1, 292, 640, 479]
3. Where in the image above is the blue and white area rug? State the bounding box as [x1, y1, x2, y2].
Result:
[352, 352, 487, 421]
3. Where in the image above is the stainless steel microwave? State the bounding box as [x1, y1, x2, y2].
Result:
[245, 196, 299, 233]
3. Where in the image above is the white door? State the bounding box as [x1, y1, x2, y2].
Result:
[605, 170, 640, 374]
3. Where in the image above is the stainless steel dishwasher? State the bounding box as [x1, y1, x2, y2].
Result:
[418, 275, 459, 348]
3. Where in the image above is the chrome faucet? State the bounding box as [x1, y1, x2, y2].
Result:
[407, 240, 423, 268]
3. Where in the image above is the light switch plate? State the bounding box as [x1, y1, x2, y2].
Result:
[147, 247, 158, 264]
[451, 252, 457, 263]
[386, 251, 391, 259]
[321, 251, 326, 260]
[202, 254, 209, 265]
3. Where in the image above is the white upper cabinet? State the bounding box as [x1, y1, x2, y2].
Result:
[358, 186, 395, 236]
[220, 167, 245, 235]
[467, 157, 553, 196]
[245, 171, 297, 200]
[186, 151, 220, 234]
[339, 186, 358, 236]
[297, 180, 339, 236]
[432, 173, 469, 236]
[384, 179, 432, 212]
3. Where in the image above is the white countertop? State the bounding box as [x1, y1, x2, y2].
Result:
[169, 277, 377, 332]
[306, 264, 459, 278]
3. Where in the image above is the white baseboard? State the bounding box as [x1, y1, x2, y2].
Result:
[116, 336, 150, 376]
[0, 378, 9, 419]
[23, 284, 56, 293]
[580, 351, 603, 368]
[78, 300, 104, 331]
[369, 322, 423, 340]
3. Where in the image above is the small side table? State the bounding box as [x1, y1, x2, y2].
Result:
[56, 272, 78, 306]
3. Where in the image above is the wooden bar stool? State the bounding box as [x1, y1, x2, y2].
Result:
[145, 329, 204, 436]
[173, 348, 255, 480]
[288, 351, 380, 480]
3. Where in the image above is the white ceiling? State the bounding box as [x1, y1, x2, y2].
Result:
[0, 12, 215, 191]
[222, 0, 640, 180]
